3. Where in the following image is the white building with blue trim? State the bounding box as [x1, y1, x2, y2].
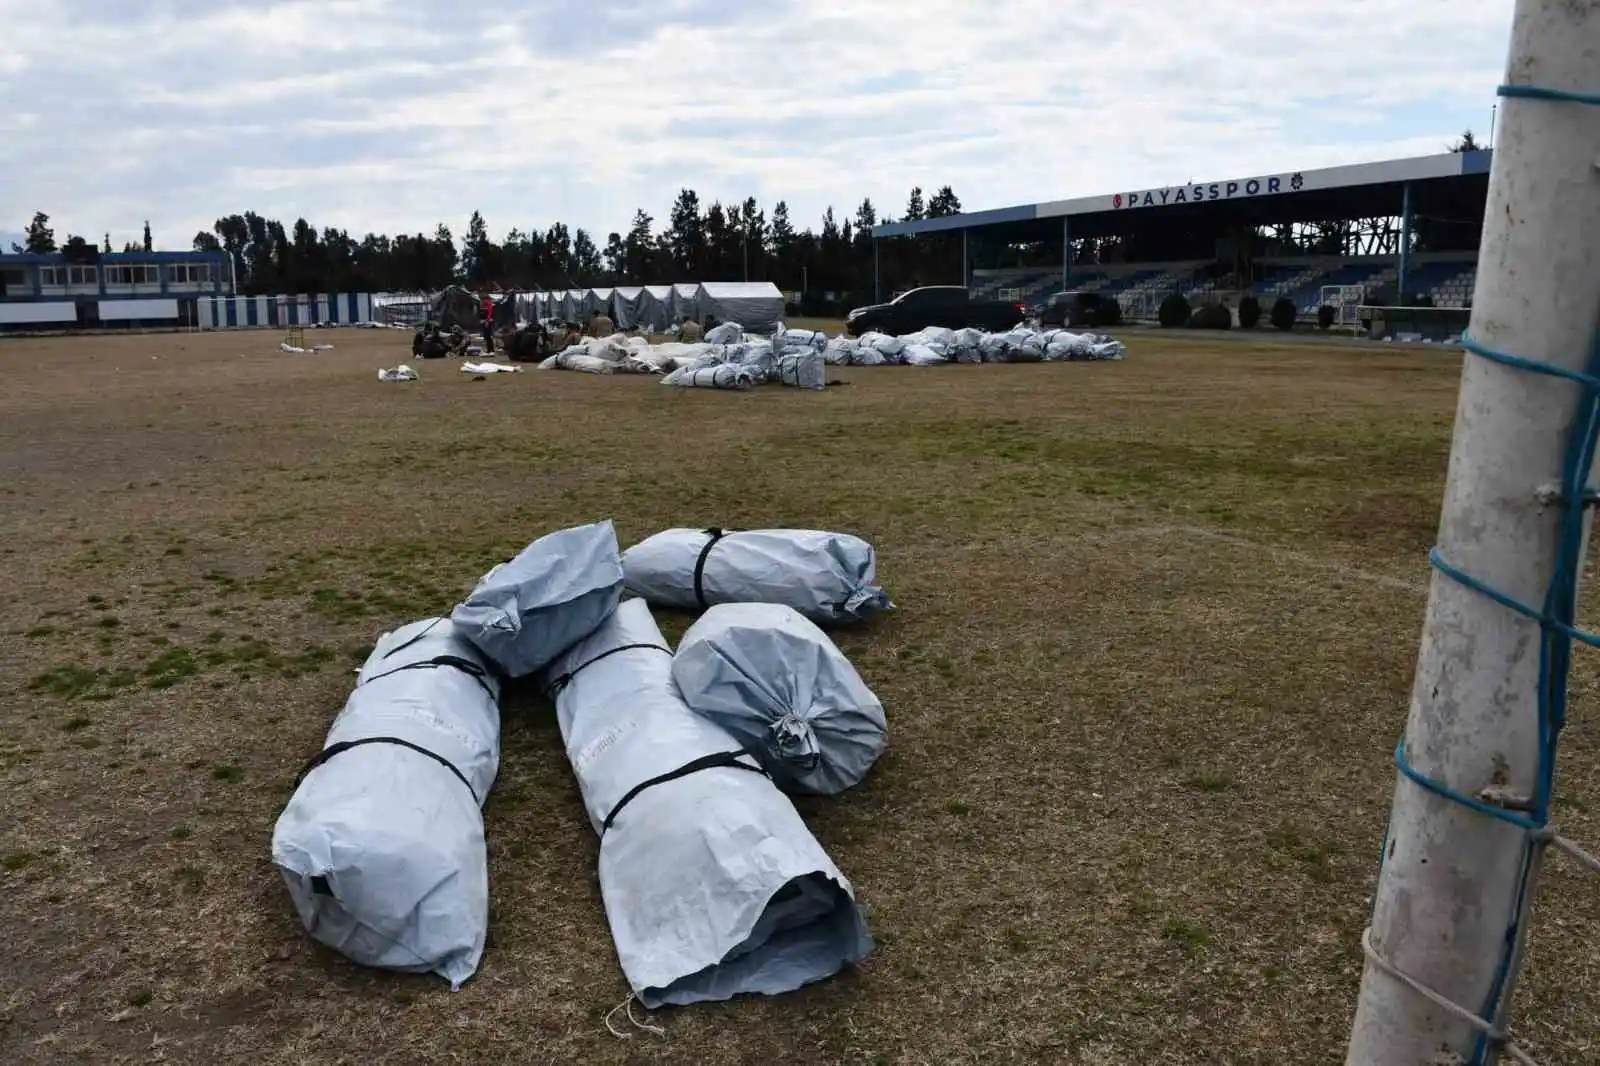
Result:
[0, 249, 233, 329]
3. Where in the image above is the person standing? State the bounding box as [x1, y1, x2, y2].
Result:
[678, 316, 703, 342]
[588, 307, 615, 337]
[478, 293, 497, 353]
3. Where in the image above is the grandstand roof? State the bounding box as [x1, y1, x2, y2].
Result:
[870, 150, 1493, 238]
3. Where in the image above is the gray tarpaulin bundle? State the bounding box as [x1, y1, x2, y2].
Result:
[777, 350, 825, 389]
[621, 527, 893, 624]
[660, 364, 757, 390]
[674, 603, 887, 794]
[271, 617, 501, 989]
[450, 521, 624, 677]
[544, 598, 874, 1006]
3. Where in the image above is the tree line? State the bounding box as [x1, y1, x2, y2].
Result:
[12, 186, 965, 311]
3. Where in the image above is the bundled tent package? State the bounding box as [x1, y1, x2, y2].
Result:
[705, 321, 745, 345]
[673, 603, 887, 794]
[777, 350, 825, 389]
[450, 521, 625, 677]
[621, 527, 893, 624]
[901, 343, 948, 366]
[660, 364, 757, 390]
[545, 598, 874, 1006]
[271, 617, 501, 989]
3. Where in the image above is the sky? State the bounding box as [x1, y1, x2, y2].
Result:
[0, 0, 1512, 253]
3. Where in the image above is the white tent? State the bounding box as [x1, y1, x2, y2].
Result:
[639, 285, 674, 332]
[611, 287, 645, 330]
[670, 283, 703, 324]
[698, 282, 786, 332]
[586, 288, 614, 322]
[558, 290, 581, 322]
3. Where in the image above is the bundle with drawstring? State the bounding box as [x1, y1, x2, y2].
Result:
[543, 598, 874, 1007]
[673, 602, 887, 794]
[621, 527, 893, 625]
[271, 617, 501, 989]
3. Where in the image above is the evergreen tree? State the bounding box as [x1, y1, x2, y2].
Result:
[624, 209, 655, 281]
[142, 220, 153, 252]
[665, 188, 704, 277]
[24, 211, 56, 253]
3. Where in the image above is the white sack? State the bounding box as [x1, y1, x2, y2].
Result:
[545, 599, 873, 1006]
[705, 322, 744, 344]
[661, 365, 757, 390]
[271, 618, 501, 989]
[673, 603, 887, 795]
[621, 527, 893, 625]
[450, 521, 624, 678]
[777, 350, 826, 389]
[901, 343, 948, 366]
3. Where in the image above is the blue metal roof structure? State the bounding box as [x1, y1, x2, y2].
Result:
[870, 151, 1494, 237]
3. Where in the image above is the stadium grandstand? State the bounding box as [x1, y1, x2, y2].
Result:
[868, 151, 1491, 329]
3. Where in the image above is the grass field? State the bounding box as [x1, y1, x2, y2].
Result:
[3, 327, 1598, 1064]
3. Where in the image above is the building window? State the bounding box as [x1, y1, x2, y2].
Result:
[168, 263, 213, 285]
[104, 264, 159, 285]
[1, 266, 28, 292]
[40, 266, 67, 287]
[68, 265, 97, 286]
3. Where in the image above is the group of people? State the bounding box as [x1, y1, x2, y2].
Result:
[412, 295, 714, 364]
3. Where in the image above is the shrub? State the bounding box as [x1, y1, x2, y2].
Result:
[1190, 304, 1233, 330]
[1237, 295, 1261, 329]
[1158, 293, 1192, 328]
[1317, 304, 1337, 330]
[1270, 298, 1297, 331]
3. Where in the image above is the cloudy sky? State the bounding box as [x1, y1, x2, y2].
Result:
[1, 0, 1510, 252]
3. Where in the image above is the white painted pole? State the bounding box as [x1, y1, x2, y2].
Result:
[1346, 3, 1600, 1063]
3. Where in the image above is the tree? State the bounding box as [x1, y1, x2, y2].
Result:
[904, 187, 925, 222]
[192, 231, 221, 253]
[462, 211, 491, 284]
[61, 235, 94, 257]
[24, 211, 56, 253]
[571, 229, 602, 283]
[704, 202, 731, 279]
[603, 232, 626, 280]
[142, 221, 153, 252]
[665, 188, 704, 277]
[102, 233, 112, 253]
[769, 200, 797, 290]
[927, 186, 962, 218]
[623, 209, 655, 281]
[1449, 129, 1481, 152]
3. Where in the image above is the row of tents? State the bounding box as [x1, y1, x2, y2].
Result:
[510, 281, 786, 334]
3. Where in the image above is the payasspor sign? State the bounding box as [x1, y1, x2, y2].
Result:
[1114, 171, 1306, 209]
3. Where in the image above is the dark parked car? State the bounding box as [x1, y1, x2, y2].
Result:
[1039, 290, 1122, 328]
[844, 286, 1027, 336]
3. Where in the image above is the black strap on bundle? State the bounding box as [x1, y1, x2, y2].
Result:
[693, 527, 732, 609]
[362, 654, 495, 699]
[546, 643, 671, 697]
[600, 751, 767, 834]
[294, 736, 479, 806]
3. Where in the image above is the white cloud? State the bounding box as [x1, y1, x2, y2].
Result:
[0, 0, 1510, 249]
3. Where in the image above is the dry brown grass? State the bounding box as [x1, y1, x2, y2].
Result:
[2, 327, 1599, 1065]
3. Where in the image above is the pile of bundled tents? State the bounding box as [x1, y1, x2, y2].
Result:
[533, 322, 1124, 391]
[271, 522, 892, 1010]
